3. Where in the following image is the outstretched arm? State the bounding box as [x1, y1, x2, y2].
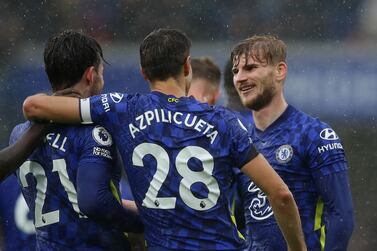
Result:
[241, 154, 307, 251]
[23, 94, 81, 124]
[0, 123, 48, 182]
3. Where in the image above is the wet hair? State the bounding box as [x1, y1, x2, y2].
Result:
[43, 30, 104, 91]
[191, 57, 221, 88]
[140, 28, 191, 81]
[231, 35, 287, 68]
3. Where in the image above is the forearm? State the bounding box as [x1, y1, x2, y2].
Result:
[0, 123, 48, 182]
[315, 170, 355, 251]
[80, 188, 144, 233]
[240, 154, 307, 250]
[268, 190, 307, 251]
[122, 199, 139, 214]
[23, 95, 81, 123]
[77, 164, 144, 233]
[324, 212, 354, 251]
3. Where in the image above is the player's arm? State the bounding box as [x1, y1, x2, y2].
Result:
[23, 94, 81, 123]
[306, 125, 354, 250]
[241, 154, 307, 251]
[314, 167, 354, 251]
[230, 169, 246, 234]
[76, 132, 144, 234]
[0, 123, 48, 182]
[122, 200, 139, 214]
[77, 161, 144, 233]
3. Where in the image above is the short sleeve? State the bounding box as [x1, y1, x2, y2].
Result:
[78, 125, 116, 166]
[79, 92, 129, 133]
[229, 116, 259, 168]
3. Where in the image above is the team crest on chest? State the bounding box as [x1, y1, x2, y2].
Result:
[275, 144, 293, 163]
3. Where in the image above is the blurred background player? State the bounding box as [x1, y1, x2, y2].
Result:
[10, 30, 142, 250]
[22, 28, 307, 251]
[230, 34, 355, 251]
[0, 176, 36, 251]
[188, 57, 221, 105]
[188, 57, 247, 238]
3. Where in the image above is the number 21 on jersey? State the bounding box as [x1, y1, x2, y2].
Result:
[18, 159, 84, 228]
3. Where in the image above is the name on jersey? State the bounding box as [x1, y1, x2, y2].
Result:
[101, 94, 111, 112]
[101, 93, 124, 112]
[128, 109, 219, 144]
[45, 133, 67, 152]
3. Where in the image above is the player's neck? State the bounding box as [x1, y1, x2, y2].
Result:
[150, 76, 187, 97]
[71, 81, 92, 98]
[252, 94, 288, 131]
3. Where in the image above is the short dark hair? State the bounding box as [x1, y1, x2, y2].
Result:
[43, 30, 104, 91]
[140, 28, 191, 81]
[191, 57, 221, 88]
[231, 35, 287, 68]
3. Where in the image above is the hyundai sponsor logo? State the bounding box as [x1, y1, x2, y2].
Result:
[110, 92, 124, 103]
[317, 143, 343, 154]
[319, 128, 339, 140]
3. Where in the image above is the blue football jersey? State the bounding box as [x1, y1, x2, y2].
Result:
[234, 105, 348, 251]
[10, 121, 129, 251]
[0, 175, 36, 251]
[80, 91, 259, 250]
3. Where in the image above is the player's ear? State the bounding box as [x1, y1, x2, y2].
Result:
[213, 88, 221, 104]
[140, 66, 149, 81]
[207, 88, 220, 105]
[275, 62, 287, 81]
[85, 66, 95, 86]
[183, 56, 191, 76]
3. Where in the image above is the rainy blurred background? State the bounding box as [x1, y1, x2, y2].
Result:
[0, 0, 376, 250]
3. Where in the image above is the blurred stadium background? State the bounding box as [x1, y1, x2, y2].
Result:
[0, 1, 376, 250]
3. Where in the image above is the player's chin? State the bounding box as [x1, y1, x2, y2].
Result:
[240, 97, 251, 108]
[240, 94, 253, 106]
[245, 97, 260, 110]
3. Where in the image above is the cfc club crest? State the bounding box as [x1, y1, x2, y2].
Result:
[275, 144, 293, 164]
[92, 126, 113, 146]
